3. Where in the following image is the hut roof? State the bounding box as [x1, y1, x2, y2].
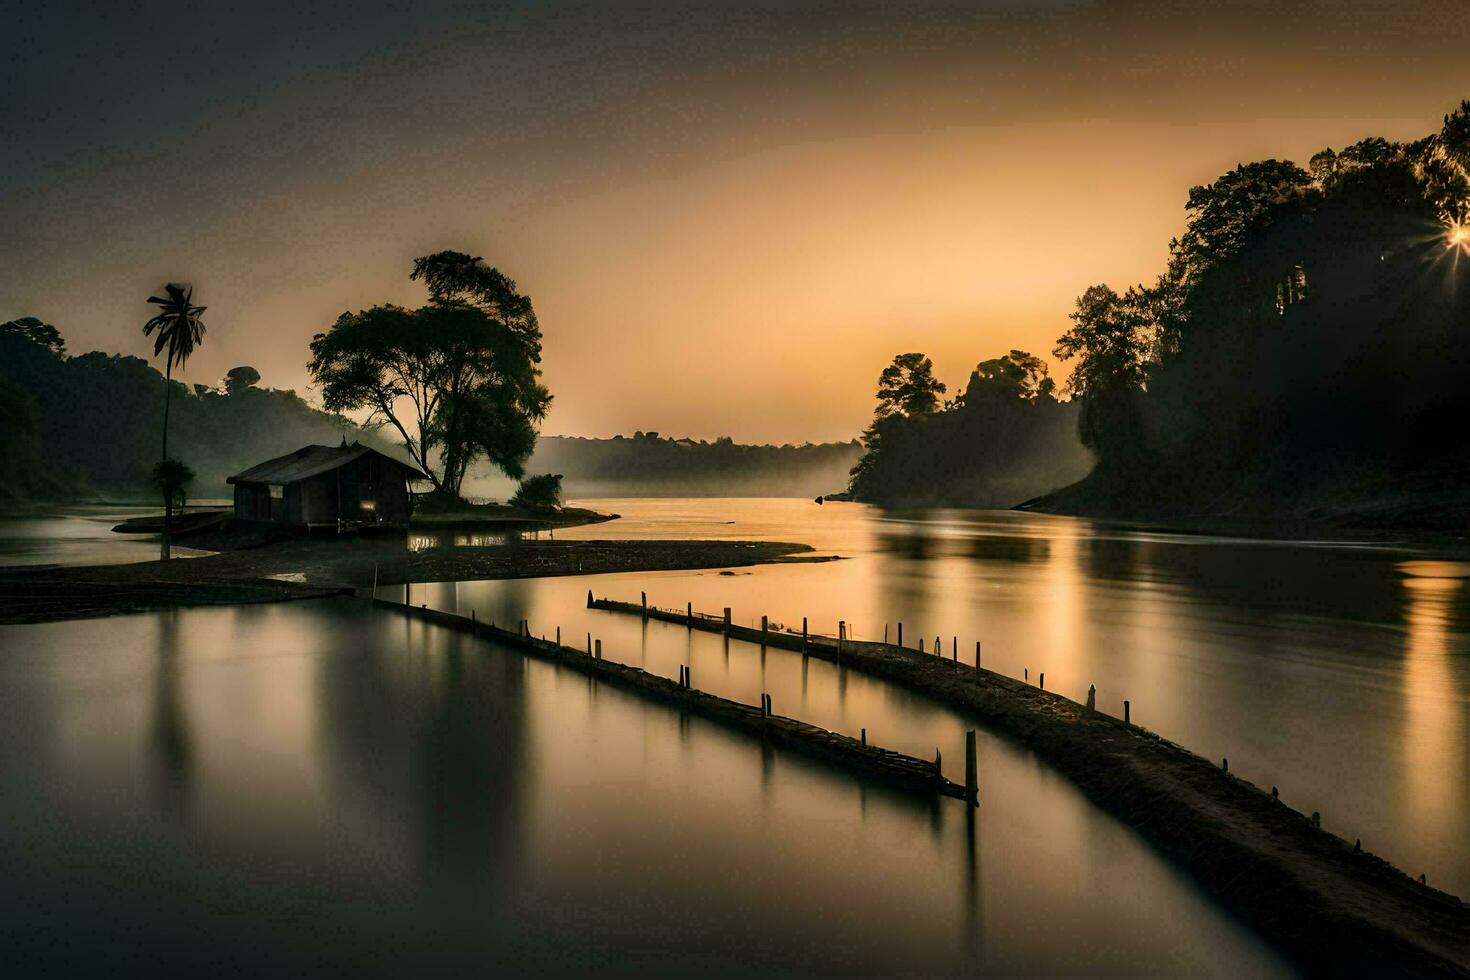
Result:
[226, 442, 430, 486]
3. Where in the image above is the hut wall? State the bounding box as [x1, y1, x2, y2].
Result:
[233, 483, 278, 521]
[230, 449, 419, 527]
[295, 473, 339, 525]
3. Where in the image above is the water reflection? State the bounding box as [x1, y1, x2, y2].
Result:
[148, 610, 192, 825]
[0, 601, 1288, 975]
[1399, 563, 1469, 872]
[550, 498, 1470, 896]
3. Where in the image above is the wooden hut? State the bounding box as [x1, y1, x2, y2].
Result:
[227, 442, 429, 529]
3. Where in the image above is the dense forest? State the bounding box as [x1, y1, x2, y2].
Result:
[853, 99, 1470, 527]
[1033, 99, 1470, 528]
[847, 350, 1091, 508]
[0, 321, 394, 504]
[465, 432, 860, 500]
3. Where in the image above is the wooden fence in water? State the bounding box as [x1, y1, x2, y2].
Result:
[373, 597, 972, 803]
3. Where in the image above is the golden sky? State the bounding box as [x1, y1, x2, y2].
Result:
[4, 1, 1469, 442]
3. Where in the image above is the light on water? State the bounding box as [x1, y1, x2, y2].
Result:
[9, 496, 1470, 972]
[0, 597, 1285, 975]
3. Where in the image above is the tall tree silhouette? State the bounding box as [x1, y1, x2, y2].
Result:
[142, 283, 206, 559]
[310, 251, 549, 501]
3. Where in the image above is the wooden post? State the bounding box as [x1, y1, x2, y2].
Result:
[838, 621, 844, 659]
[975, 641, 981, 671]
[556, 626, 561, 646]
[586, 589, 593, 608]
[884, 624, 888, 644]
[934, 636, 940, 657]
[372, 563, 379, 600]
[687, 601, 692, 625]
[595, 639, 602, 660]
[766, 693, 773, 717]
[919, 637, 925, 653]
[934, 747, 942, 775]
[1039, 672, 1044, 691]
[641, 592, 647, 618]
[1086, 684, 1095, 711]
[587, 633, 592, 655]
[860, 728, 867, 748]
[761, 614, 768, 637]
[723, 607, 731, 627]
[802, 616, 808, 653]
[952, 636, 957, 665]
[471, 609, 476, 626]
[405, 580, 411, 606]
[1124, 700, 1131, 725]
[686, 665, 691, 690]
[1024, 667, 1028, 682]
[898, 622, 903, 647]
[965, 730, 978, 806]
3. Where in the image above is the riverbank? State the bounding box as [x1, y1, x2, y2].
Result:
[1019, 462, 1470, 545]
[0, 538, 833, 625]
[593, 595, 1470, 976]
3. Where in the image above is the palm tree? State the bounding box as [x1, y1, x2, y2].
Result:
[143, 283, 206, 559]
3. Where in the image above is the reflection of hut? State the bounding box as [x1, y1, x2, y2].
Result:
[227, 442, 429, 528]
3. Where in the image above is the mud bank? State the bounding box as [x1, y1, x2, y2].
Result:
[0, 540, 831, 625]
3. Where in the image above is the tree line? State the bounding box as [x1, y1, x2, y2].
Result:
[852, 99, 1470, 524]
[0, 321, 387, 504]
[499, 431, 861, 499]
[847, 350, 1091, 508]
[0, 250, 557, 518]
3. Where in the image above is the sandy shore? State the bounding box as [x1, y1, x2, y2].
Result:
[0, 538, 831, 625]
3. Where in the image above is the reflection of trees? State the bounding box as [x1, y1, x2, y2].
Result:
[148, 610, 192, 825]
[1076, 535, 1465, 630]
[965, 534, 1049, 565]
[877, 526, 937, 562]
[313, 608, 527, 912]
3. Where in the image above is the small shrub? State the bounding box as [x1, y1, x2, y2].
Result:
[510, 473, 563, 511]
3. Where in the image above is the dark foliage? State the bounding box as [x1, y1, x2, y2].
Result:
[152, 459, 195, 510]
[310, 251, 550, 501]
[0, 378, 69, 505]
[849, 350, 1092, 508]
[509, 473, 563, 510]
[0, 328, 393, 500]
[1050, 100, 1470, 523]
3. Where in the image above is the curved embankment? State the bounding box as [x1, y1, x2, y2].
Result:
[0, 540, 831, 625]
[591, 595, 1470, 977]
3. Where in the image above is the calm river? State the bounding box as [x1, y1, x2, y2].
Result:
[6, 496, 1464, 974]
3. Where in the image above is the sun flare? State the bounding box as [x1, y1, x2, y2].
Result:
[1447, 216, 1470, 252]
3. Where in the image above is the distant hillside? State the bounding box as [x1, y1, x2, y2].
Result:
[0, 328, 400, 502]
[464, 432, 862, 500]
